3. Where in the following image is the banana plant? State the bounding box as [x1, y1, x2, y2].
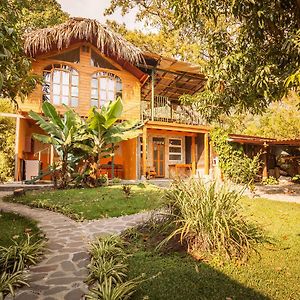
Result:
[86, 97, 142, 178]
[29, 102, 92, 188]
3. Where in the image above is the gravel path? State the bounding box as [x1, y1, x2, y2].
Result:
[0, 192, 153, 300]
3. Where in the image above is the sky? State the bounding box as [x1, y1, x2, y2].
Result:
[57, 0, 143, 30]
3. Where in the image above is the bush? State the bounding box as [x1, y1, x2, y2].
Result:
[262, 176, 279, 185]
[0, 234, 44, 299]
[210, 128, 261, 184]
[162, 178, 264, 262]
[86, 235, 143, 300]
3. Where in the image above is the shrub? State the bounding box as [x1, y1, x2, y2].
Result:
[0, 234, 44, 298]
[262, 176, 279, 185]
[111, 177, 121, 184]
[162, 178, 264, 262]
[210, 128, 261, 184]
[86, 235, 143, 300]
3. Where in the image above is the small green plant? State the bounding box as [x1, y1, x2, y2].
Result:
[111, 177, 121, 184]
[262, 176, 279, 185]
[161, 178, 265, 262]
[86, 235, 144, 300]
[98, 174, 109, 186]
[0, 234, 45, 299]
[122, 185, 132, 199]
[292, 174, 300, 183]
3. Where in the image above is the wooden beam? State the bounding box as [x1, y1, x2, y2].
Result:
[0, 112, 26, 119]
[191, 136, 196, 175]
[142, 126, 147, 177]
[151, 69, 155, 121]
[204, 133, 209, 175]
[262, 145, 268, 178]
[14, 116, 21, 181]
[147, 129, 196, 137]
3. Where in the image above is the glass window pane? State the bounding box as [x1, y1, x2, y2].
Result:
[61, 95, 68, 105]
[100, 77, 107, 88]
[108, 78, 115, 90]
[169, 154, 181, 161]
[91, 99, 98, 107]
[92, 78, 98, 88]
[100, 99, 108, 107]
[91, 88, 98, 98]
[71, 86, 78, 97]
[108, 91, 115, 101]
[53, 95, 60, 105]
[169, 147, 182, 153]
[53, 84, 60, 95]
[62, 72, 69, 84]
[72, 75, 79, 86]
[116, 80, 122, 93]
[100, 90, 106, 100]
[62, 85, 69, 96]
[71, 98, 78, 107]
[43, 94, 50, 102]
[53, 70, 60, 83]
[43, 72, 51, 83]
[170, 139, 182, 146]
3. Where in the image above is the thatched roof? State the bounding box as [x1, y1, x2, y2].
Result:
[23, 17, 143, 64]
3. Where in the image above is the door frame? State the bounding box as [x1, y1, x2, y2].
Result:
[152, 137, 165, 177]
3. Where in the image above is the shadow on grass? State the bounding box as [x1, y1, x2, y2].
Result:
[129, 252, 270, 300]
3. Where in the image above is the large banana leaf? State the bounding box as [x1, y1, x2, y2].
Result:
[42, 102, 63, 128]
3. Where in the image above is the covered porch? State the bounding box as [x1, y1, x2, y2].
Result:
[140, 121, 210, 179]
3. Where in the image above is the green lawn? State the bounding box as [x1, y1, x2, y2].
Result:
[127, 198, 300, 300]
[5, 184, 163, 221]
[0, 211, 41, 247]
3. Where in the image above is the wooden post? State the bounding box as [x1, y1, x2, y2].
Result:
[151, 69, 155, 121]
[50, 145, 54, 165]
[142, 126, 147, 177]
[14, 116, 20, 181]
[191, 136, 196, 175]
[262, 144, 268, 178]
[204, 133, 209, 175]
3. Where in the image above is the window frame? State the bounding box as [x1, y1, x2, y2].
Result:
[90, 71, 122, 108]
[168, 138, 183, 162]
[43, 64, 79, 108]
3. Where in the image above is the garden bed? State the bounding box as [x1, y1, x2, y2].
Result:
[126, 198, 300, 299]
[4, 184, 163, 221]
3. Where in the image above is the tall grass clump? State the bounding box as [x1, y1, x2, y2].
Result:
[0, 235, 45, 299]
[162, 179, 264, 262]
[86, 235, 144, 300]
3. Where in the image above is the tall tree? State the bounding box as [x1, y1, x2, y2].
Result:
[107, 0, 300, 120]
[0, 0, 68, 103]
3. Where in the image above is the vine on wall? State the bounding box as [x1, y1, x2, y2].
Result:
[210, 128, 261, 184]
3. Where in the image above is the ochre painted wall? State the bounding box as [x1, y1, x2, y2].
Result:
[18, 42, 141, 120]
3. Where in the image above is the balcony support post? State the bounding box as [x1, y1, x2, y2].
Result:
[151, 68, 155, 121]
[204, 133, 210, 175]
[142, 126, 147, 178]
[191, 136, 196, 175]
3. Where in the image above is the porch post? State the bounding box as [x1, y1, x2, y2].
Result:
[204, 133, 210, 175]
[14, 116, 20, 181]
[142, 126, 147, 177]
[151, 68, 155, 121]
[191, 136, 196, 175]
[262, 143, 268, 178]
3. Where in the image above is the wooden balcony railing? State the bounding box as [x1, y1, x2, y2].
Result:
[141, 96, 205, 125]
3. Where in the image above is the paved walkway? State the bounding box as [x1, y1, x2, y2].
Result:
[0, 192, 152, 300]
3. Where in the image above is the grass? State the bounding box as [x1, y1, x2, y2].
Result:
[0, 211, 41, 247]
[5, 184, 163, 221]
[127, 198, 300, 300]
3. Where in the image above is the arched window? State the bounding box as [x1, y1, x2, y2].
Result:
[43, 64, 79, 107]
[91, 72, 122, 107]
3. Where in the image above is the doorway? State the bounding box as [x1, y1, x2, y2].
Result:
[153, 137, 165, 177]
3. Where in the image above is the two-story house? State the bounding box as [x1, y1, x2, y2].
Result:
[13, 17, 212, 181]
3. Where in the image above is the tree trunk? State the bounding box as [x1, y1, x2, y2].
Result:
[61, 150, 68, 188]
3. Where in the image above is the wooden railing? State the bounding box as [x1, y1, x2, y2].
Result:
[141, 96, 205, 125]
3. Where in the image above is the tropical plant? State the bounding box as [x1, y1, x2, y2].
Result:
[0, 234, 44, 299]
[210, 128, 261, 184]
[161, 179, 264, 261]
[0, 99, 15, 182]
[86, 235, 143, 300]
[262, 176, 279, 186]
[29, 101, 91, 188]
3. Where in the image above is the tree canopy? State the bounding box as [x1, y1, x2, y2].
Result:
[0, 0, 68, 103]
[107, 0, 300, 121]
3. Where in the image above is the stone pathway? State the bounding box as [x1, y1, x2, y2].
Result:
[0, 192, 153, 300]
